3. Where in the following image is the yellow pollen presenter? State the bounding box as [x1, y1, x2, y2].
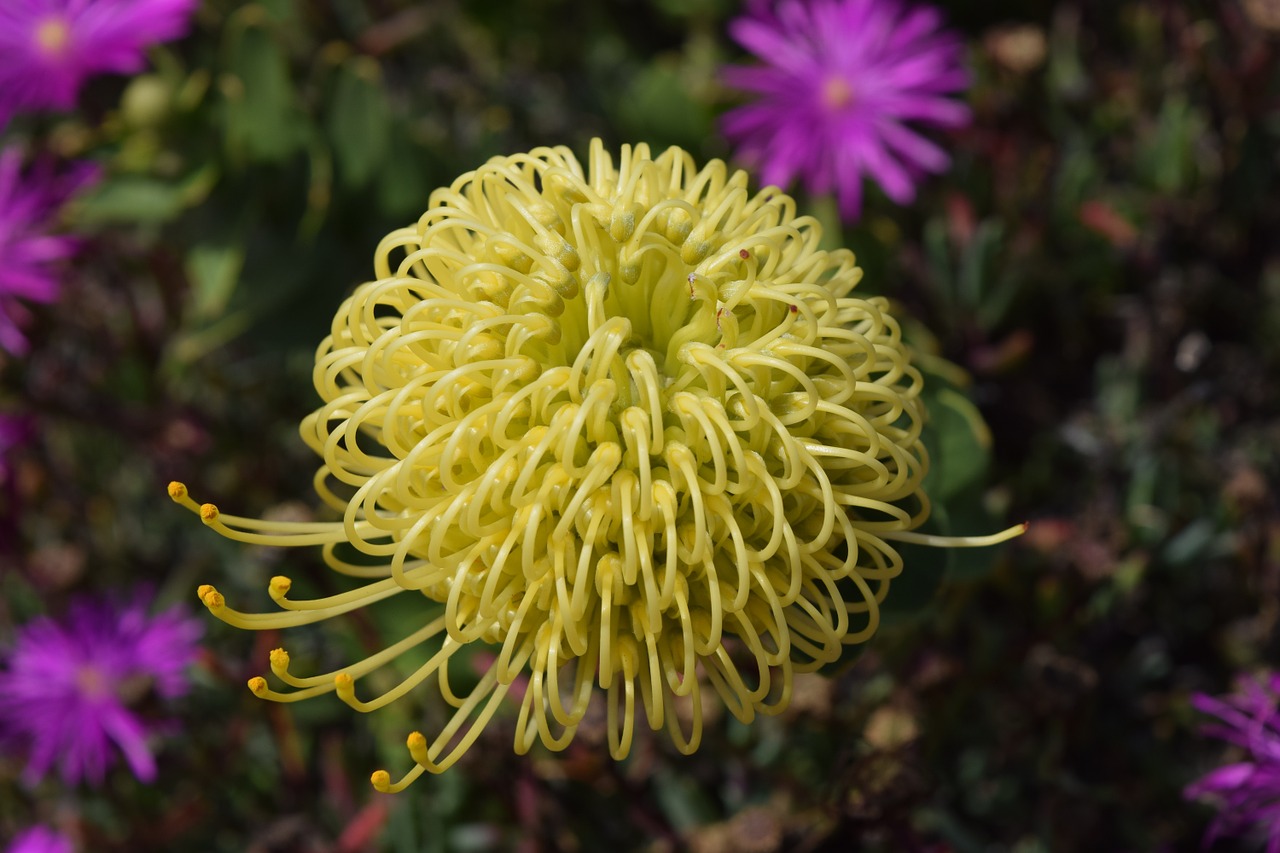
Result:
[169, 140, 1024, 792]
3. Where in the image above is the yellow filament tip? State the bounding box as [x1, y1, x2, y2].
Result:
[269, 648, 290, 673]
[199, 586, 225, 610]
[370, 770, 392, 793]
[269, 576, 293, 597]
[406, 731, 429, 765]
[199, 503, 219, 524]
[247, 676, 268, 696]
[167, 481, 188, 501]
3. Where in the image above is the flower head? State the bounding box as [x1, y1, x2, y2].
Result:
[0, 0, 198, 126]
[0, 0, 197, 126]
[5, 826, 73, 853]
[720, 0, 970, 221]
[172, 140, 1022, 790]
[1186, 674, 1280, 851]
[0, 147, 98, 355]
[0, 591, 202, 786]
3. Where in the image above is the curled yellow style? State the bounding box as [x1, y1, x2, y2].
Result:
[170, 140, 1024, 791]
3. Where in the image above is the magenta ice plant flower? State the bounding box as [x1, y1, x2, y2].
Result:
[720, 0, 970, 221]
[0, 591, 202, 786]
[0, 0, 199, 126]
[0, 146, 98, 355]
[5, 826, 73, 853]
[1185, 674, 1280, 852]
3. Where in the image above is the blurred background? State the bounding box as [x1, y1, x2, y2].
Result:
[1, 0, 1278, 850]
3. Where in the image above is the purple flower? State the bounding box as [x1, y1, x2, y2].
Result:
[5, 826, 73, 853]
[0, 146, 98, 355]
[0, 0, 199, 126]
[1185, 674, 1280, 852]
[0, 591, 202, 786]
[720, 0, 970, 221]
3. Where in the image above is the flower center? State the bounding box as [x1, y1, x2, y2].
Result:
[34, 17, 71, 57]
[74, 664, 110, 699]
[821, 76, 855, 111]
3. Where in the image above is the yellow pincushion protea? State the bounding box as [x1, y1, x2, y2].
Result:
[170, 140, 1022, 791]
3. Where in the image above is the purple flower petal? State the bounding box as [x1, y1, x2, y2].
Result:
[0, 0, 199, 126]
[0, 145, 98, 355]
[719, 0, 970, 222]
[1187, 674, 1280, 851]
[6, 825, 74, 853]
[100, 701, 158, 782]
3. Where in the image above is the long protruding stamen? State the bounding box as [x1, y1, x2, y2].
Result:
[199, 503, 363, 546]
[881, 522, 1029, 548]
[333, 635, 463, 713]
[171, 483, 379, 546]
[196, 583, 404, 630]
[267, 616, 447, 689]
[247, 675, 335, 702]
[370, 765, 425, 794]
[267, 574, 428, 611]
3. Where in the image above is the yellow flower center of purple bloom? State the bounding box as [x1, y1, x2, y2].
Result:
[821, 76, 856, 111]
[74, 665, 110, 699]
[34, 17, 71, 58]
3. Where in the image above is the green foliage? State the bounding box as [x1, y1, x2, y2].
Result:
[614, 59, 713, 151]
[77, 175, 190, 225]
[222, 16, 305, 164]
[326, 59, 392, 189]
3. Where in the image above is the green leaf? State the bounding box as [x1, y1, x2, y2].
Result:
[1162, 518, 1230, 566]
[1142, 95, 1200, 194]
[958, 220, 1003, 311]
[922, 386, 992, 503]
[77, 176, 188, 225]
[327, 59, 392, 188]
[1053, 135, 1099, 219]
[224, 24, 304, 163]
[652, 0, 728, 18]
[923, 218, 955, 310]
[377, 128, 432, 217]
[652, 767, 718, 831]
[187, 242, 245, 320]
[614, 60, 711, 152]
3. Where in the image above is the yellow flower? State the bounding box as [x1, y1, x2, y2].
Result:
[170, 140, 1023, 791]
